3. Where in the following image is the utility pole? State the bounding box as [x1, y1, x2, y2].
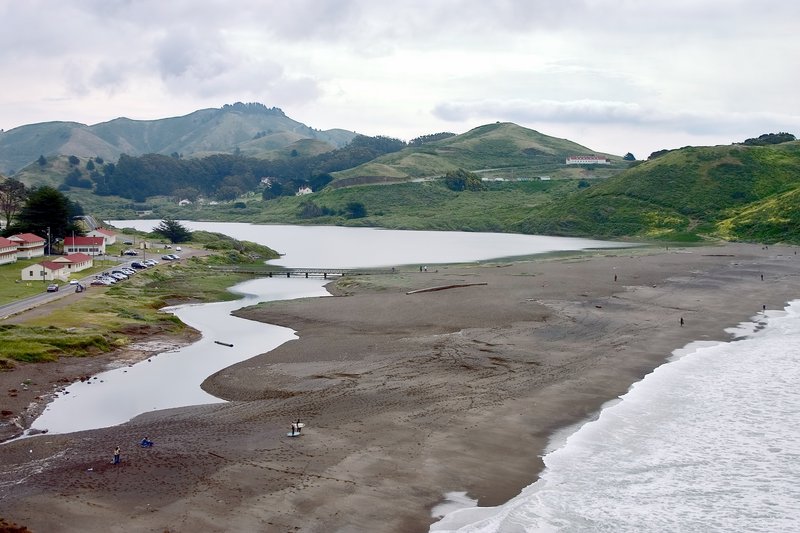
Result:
[47, 227, 51, 256]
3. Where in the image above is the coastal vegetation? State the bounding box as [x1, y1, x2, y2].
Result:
[0, 232, 278, 369]
[515, 141, 800, 242]
[3, 103, 799, 244]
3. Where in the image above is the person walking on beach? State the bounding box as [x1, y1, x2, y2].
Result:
[680, 317, 684, 327]
[113, 446, 121, 464]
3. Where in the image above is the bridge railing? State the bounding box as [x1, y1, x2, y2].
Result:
[207, 266, 396, 278]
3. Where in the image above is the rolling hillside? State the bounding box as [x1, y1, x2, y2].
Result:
[0, 103, 356, 174]
[330, 122, 624, 185]
[514, 141, 800, 242]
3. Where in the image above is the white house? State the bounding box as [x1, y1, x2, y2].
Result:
[296, 186, 313, 196]
[50, 253, 93, 273]
[565, 155, 611, 165]
[8, 233, 46, 259]
[86, 227, 117, 245]
[21, 261, 69, 282]
[63, 236, 106, 256]
[0, 236, 18, 265]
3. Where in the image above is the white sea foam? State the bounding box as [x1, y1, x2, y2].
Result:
[432, 301, 800, 532]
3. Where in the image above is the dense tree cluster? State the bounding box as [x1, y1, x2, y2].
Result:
[82, 134, 408, 202]
[742, 132, 796, 146]
[443, 169, 486, 191]
[409, 132, 456, 146]
[3, 186, 83, 240]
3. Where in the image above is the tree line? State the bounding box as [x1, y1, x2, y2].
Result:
[72, 134, 408, 202]
[1, 179, 84, 240]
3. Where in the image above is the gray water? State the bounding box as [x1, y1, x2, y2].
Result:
[30, 223, 631, 435]
[109, 221, 629, 268]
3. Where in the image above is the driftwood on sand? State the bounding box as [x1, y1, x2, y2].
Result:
[405, 282, 488, 295]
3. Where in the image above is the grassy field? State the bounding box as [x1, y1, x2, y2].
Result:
[331, 122, 625, 183]
[0, 234, 279, 369]
[0, 240, 176, 306]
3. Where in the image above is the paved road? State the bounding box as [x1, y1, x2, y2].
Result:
[0, 247, 203, 320]
[0, 257, 140, 320]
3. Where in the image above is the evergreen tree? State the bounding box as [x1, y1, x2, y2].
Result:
[153, 218, 192, 243]
[11, 186, 82, 240]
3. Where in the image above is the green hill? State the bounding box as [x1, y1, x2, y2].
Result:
[0, 103, 356, 174]
[330, 122, 624, 185]
[514, 141, 800, 242]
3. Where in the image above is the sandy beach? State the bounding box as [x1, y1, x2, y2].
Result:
[1, 242, 799, 532]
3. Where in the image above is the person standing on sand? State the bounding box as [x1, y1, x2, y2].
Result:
[680, 317, 684, 327]
[113, 446, 121, 464]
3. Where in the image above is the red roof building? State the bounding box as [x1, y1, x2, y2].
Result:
[8, 233, 46, 259]
[87, 227, 117, 245]
[51, 253, 94, 272]
[63, 236, 106, 256]
[0, 236, 18, 265]
[21, 261, 69, 282]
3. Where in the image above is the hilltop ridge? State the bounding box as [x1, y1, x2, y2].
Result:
[0, 103, 356, 174]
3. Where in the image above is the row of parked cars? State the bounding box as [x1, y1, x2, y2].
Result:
[90, 259, 160, 286]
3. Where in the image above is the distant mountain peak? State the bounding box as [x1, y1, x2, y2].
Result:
[221, 102, 286, 117]
[0, 103, 353, 174]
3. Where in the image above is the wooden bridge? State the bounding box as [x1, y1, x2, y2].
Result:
[208, 266, 397, 279]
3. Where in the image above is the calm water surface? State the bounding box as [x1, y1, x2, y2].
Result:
[109, 220, 629, 268]
[29, 223, 630, 435]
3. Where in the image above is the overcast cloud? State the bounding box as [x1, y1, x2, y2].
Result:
[0, 0, 797, 158]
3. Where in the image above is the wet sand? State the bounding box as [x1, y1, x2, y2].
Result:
[1, 243, 798, 532]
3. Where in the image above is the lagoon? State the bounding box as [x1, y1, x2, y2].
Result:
[30, 223, 630, 435]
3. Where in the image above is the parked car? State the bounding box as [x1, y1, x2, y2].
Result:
[164, 244, 172, 249]
[69, 279, 79, 285]
[175, 246, 182, 251]
[111, 270, 129, 278]
[120, 267, 136, 275]
[109, 273, 127, 281]
[123, 249, 139, 256]
[46, 283, 59, 292]
[130, 262, 147, 269]
[143, 259, 157, 267]
[99, 276, 117, 284]
[91, 278, 111, 286]
[123, 240, 134, 245]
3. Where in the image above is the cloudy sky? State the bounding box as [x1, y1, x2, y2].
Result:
[1, 0, 798, 158]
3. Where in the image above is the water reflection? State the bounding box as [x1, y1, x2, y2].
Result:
[30, 278, 329, 434]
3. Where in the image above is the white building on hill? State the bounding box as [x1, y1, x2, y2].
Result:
[565, 155, 610, 165]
